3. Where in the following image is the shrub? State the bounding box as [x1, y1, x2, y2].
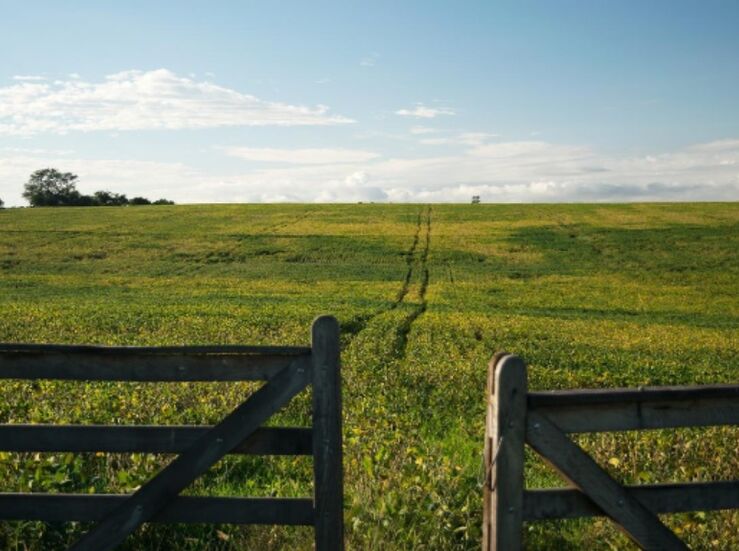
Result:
[129, 197, 152, 205]
[93, 190, 129, 206]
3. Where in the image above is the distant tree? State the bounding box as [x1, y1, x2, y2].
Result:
[92, 190, 128, 206]
[0, 197, 4, 208]
[129, 196, 152, 205]
[74, 194, 96, 206]
[21, 168, 166, 207]
[23, 168, 83, 206]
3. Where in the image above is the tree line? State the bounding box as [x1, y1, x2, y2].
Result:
[4, 168, 175, 208]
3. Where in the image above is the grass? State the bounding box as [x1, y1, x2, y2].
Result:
[0, 202, 737, 549]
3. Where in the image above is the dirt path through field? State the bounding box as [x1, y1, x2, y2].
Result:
[342, 205, 432, 360]
[395, 206, 431, 356]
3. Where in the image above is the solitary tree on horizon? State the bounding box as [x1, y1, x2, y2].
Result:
[23, 168, 82, 207]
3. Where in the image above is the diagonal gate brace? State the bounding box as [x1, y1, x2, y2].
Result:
[526, 410, 688, 551]
[68, 357, 312, 551]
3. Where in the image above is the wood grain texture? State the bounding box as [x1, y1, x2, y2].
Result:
[528, 384, 738, 406]
[484, 354, 527, 551]
[0, 351, 309, 381]
[523, 480, 739, 520]
[311, 315, 344, 551]
[0, 343, 311, 355]
[526, 410, 688, 551]
[482, 352, 508, 550]
[531, 396, 739, 433]
[0, 494, 314, 525]
[0, 424, 312, 455]
[68, 358, 311, 551]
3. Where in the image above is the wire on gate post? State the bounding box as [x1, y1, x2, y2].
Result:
[479, 435, 504, 491]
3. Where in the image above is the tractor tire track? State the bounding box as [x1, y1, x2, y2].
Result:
[394, 206, 431, 357]
[392, 211, 423, 308]
[341, 207, 426, 343]
[230, 210, 314, 239]
[262, 210, 314, 235]
[202, 209, 314, 271]
[343, 205, 432, 365]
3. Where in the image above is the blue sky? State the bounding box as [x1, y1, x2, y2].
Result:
[1, 1, 738, 204]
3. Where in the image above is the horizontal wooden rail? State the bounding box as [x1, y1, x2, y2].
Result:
[0, 343, 312, 355]
[0, 494, 314, 525]
[528, 385, 739, 433]
[0, 351, 311, 381]
[0, 425, 312, 455]
[529, 384, 739, 407]
[523, 481, 739, 520]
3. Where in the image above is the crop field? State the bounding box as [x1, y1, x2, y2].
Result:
[0, 203, 737, 550]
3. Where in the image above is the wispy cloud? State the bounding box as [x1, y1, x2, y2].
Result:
[2, 139, 738, 205]
[11, 75, 47, 82]
[360, 53, 379, 67]
[420, 132, 499, 146]
[214, 139, 739, 203]
[409, 126, 437, 135]
[0, 146, 74, 155]
[0, 69, 353, 135]
[395, 104, 455, 119]
[221, 147, 380, 164]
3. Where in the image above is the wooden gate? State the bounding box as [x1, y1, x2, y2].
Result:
[483, 353, 739, 551]
[0, 316, 343, 551]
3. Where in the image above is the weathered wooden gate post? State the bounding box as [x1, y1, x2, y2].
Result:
[483, 353, 527, 551]
[311, 315, 344, 550]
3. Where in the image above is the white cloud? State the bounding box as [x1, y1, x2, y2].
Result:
[419, 132, 499, 146]
[0, 69, 353, 135]
[0, 147, 74, 155]
[457, 132, 499, 146]
[314, 171, 388, 202]
[12, 75, 46, 81]
[409, 126, 437, 135]
[395, 104, 455, 119]
[360, 53, 379, 67]
[209, 139, 739, 203]
[1, 139, 737, 206]
[221, 147, 380, 164]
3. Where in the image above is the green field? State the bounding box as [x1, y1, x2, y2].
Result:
[0, 203, 737, 550]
